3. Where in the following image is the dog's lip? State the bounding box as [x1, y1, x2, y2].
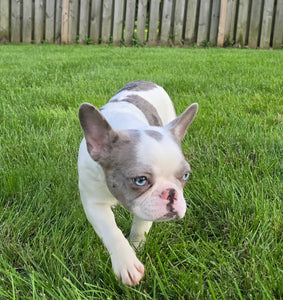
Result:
[156, 211, 178, 221]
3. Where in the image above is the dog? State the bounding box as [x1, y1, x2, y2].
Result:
[78, 81, 198, 286]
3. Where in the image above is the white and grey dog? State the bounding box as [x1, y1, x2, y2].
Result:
[78, 81, 198, 286]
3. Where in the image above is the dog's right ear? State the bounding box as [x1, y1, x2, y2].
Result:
[79, 103, 119, 161]
[165, 103, 198, 143]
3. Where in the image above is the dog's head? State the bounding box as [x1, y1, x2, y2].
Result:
[79, 103, 198, 221]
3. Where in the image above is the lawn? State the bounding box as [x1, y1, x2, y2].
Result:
[0, 45, 282, 299]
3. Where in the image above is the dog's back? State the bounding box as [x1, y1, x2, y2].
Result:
[109, 81, 176, 127]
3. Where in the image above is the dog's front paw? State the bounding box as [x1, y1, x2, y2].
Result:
[111, 249, 144, 286]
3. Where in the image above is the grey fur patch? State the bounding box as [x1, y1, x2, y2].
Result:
[145, 130, 163, 141]
[100, 130, 153, 210]
[117, 81, 157, 93]
[121, 95, 163, 126]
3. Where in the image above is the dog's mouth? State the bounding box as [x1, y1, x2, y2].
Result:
[156, 211, 178, 222]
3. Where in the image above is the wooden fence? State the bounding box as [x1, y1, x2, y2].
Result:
[0, 0, 282, 48]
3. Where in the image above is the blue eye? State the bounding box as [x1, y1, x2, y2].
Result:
[183, 172, 189, 181]
[133, 176, 148, 186]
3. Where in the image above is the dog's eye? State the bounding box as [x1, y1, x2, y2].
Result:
[133, 176, 148, 186]
[183, 172, 189, 181]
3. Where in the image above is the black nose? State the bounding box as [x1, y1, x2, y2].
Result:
[168, 189, 177, 204]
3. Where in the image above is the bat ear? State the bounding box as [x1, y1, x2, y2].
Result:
[165, 103, 198, 142]
[79, 103, 119, 161]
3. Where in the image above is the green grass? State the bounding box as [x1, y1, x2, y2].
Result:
[0, 45, 282, 299]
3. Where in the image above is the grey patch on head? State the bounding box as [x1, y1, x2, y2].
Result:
[121, 94, 163, 126]
[99, 130, 153, 210]
[116, 81, 157, 93]
[145, 130, 163, 141]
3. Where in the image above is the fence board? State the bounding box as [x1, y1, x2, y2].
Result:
[174, 0, 186, 45]
[210, 0, 221, 45]
[217, 0, 227, 47]
[23, 0, 32, 43]
[46, 0, 55, 43]
[101, 0, 113, 43]
[90, 0, 102, 44]
[224, 0, 237, 45]
[125, 0, 136, 45]
[11, 0, 21, 43]
[148, 0, 160, 46]
[272, 0, 283, 48]
[55, 0, 63, 44]
[34, 0, 44, 43]
[68, 0, 78, 43]
[260, 0, 274, 48]
[235, 0, 250, 46]
[0, 0, 9, 43]
[184, 0, 199, 45]
[79, 0, 90, 44]
[137, 0, 148, 44]
[61, 0, 69, 44]
[249, 0, 263, 48]
[197, 0, 211, 45]
[113, 0, 125, 45]
[160, 0, 173, 45]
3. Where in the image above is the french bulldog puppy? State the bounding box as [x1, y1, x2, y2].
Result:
[78, 81, 198, 286]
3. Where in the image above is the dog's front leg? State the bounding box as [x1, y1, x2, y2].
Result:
[129, 215, 152, 248]
[83, 203, 145, 286]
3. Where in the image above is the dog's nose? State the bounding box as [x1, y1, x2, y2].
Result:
[161, 188, 178, 202]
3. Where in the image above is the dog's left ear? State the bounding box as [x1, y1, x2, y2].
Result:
[166, 103, 198, 142]
[79, 103, 119, 162]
